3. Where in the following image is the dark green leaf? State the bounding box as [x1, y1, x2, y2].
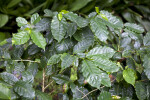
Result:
[82, 60, 111, 88]
[47, 54, 61, 65]
[51, 16, 66, 42]
[87, 46, 115, 58]
[7, 0, 21, 8]
[0, 72, 19, 85]
[143, 32, 150, 46]
[30, 30, 46, 50]
[91, 56, 119, 73]
[35, 18, 51, 32]
[70, 0, 92, 11]
[61, 53, 75, 70]
[14, 81, 35, 98]
[55, 38, 74, 53]
[98, 10, 123, 29]
[22, 71, 34, 83]
[36, 90, 52, 100]
[90, 17, 109, 42]
[64, 12, 89, 28]
[135, 82, 147, 100]
[124, 23, 144, 33]
[52, 74, 70, 85]
[143, 55, 150, 79]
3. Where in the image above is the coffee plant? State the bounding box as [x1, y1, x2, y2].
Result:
[0, 7, 150, 100]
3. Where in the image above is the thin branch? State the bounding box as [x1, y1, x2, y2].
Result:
[13, 59, 40, 63]
[81, 85, 105, 99]
[77, 88, 89, 100]
[42, 68, 45, 92]
[44, 80, 54, 90]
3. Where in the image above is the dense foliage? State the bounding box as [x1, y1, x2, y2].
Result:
[0, 6, 150, 99]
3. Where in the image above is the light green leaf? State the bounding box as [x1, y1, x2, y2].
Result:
[124, 23, 144, 33]
[64, 12, 89, 28]
[91, 56, 119, 73]
[135, 82, 147, 100]
[52, 74, 70, 85]
[70, 0, 92, 11]
[143, 55, 150, 80]
[61, 53, 75, 70]
[90, 17, 109, 42]
[13, 81, 35, 98]
[7, 0, 21, 8]
[16, 17, 28, 27]
[98, 10, 123, 29]
[98, 91, 112, 100]
[0, 83, 11, 100]
[31, 13, 41, 24]
[143, 32, 150, 46]
[12, 31, 30, 45]
[47, 54, 61, 65]
[82, 60, 111, 88]
[51, 16, 66, 42]
[87, 46, 115, 58]
[0, 72, 19, 85]
[0, 14, 9, 28]
[36, 90, 52, 100]
[30, 30, 46, 50]
[123, 68, 136, 86]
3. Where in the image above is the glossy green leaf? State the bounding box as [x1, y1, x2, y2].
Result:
[36, 90, 52, 100]
[0, 72, 19, 85]
[27, 62, 38, 76]
[35, 18, 51, 32]
[12, 31, 30, 45]
[0, 14, 9, 28]
[61, 53, 75, 70]
[13, 81, 35, 98]
[66, 23, 77, 37]
[87, 46, 115, 58]
[73, 28, 94, 53]
[64, 12, 89, 28]
[143, 55, 150, 79]
[55, 38, 74, 53]
[22, 71, 34, 83]
[0, 83, 11, 99]
[52, 74, 70, 85]
[124, 23, 144, 33]
[98, 10, 123, 29]
[90, 17, 109, 42]
[91, 56, 119, 73]
[51, 16, 66, 42]
[98, 91, 112, 100]
[70, 83, 89, 99]
[47, 54, 61, 65]
[70, 0, 92, 11]
[82, 60, 111, 88]
[16, 17, 28, 27]
[135, 82, 147, 100]
[31, 13, 41, 24]
[143, 32, 150, 46]
[30, 30, 46, 50]
[123, 68, 136, 86]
